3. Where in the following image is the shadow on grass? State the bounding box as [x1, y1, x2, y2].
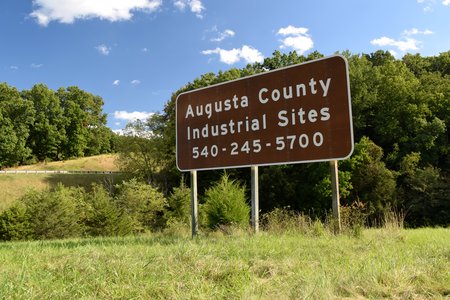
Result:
[42, 173, 128, 192]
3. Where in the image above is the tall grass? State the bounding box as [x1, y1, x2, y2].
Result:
[0, 228, 448, 299]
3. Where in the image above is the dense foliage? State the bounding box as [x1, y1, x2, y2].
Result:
[0, 174, 252, 240]
[0, 181, 168, 241]
[0, 84, 115, 168]
[117, 50, 450, 228]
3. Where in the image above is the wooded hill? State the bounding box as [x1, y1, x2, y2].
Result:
[0, 84, 116, 168]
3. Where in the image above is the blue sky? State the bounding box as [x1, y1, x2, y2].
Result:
[1, 0, 449, 132]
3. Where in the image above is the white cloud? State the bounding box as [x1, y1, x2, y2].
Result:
[114, 111, 154, 122]
[96, 44, 111, 55]
[202, 45, 264, 65]
[142, 47, 149, 53]
[173, 0, 205, 18]
[10, 66, 19, 70]
[131, 79, 141, 85]
[417, 0, 450, 10]
[211, 29, 235, 42]
[30, 63, 43, 68]
[30, 0, 162, 26]
[417, 0, 433, 11]
[277, 25, 309, 36]
[113, 80, 120, 86]
[371, 28, 433, 54]
[240, 46, 264, 64]
[190, 0, 205, 18]
[403, 28, 433, 36]
[371, 36, 420, 52]
[174, 0, 187, 10]
[277, 25, 314, 55]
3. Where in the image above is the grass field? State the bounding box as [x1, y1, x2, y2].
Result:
[0, 228, 449, 299]
[0, 155, 123, 211]
[5, 154, 119, 172]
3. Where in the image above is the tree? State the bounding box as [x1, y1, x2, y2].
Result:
[398, 153, 450, 227]
[428, 50, 450, 75]
[57, 86, 110, 158]
[347, 53, 381, 140]
[348, 54, 447, 167]
[116, 119, 164, 186]
[341, 137, 398, 223]
[402, 53, 431, 76]
[0, 111, 18, 168]
[415, 72, 450, 168]
[364, 50, 395, 67]
[22, 84, 65, 161]
[0, 83, 35, 167]
[262, 50, 306, 70]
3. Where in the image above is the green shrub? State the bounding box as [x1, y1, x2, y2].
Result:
[0, 203, 32, 241]
[84, 184, 133, 236]
[20, 185, 85, 240]
[115, 179, 168, 232]
[203, 174, 250, 229]
[167, 181, 191, 224]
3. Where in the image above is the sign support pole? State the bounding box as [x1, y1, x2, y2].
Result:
[251, 166, 259, 233]
[190, 170, 198, 237]
[330, 160, 341, 232]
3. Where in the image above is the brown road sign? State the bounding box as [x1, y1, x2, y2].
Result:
[176, 55, 353, 171]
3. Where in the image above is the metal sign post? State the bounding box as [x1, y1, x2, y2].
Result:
[330, 160, 341, 232]
[190, 170, 198, 237]
[251, 166, 259, 233]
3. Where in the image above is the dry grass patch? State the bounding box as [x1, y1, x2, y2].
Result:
[6, 154, 119, 172]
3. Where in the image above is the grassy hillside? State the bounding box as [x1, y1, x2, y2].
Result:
[0, 173, 125, 211]
[0, 154, 123, 211]
[0, 228, 448, 299]
[5, 154, 119, 172]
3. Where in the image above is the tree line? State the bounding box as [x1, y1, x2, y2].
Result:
[1, 49, 449, 228]
[0, 83, 115, 168]
[117, 50, 450, 228]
